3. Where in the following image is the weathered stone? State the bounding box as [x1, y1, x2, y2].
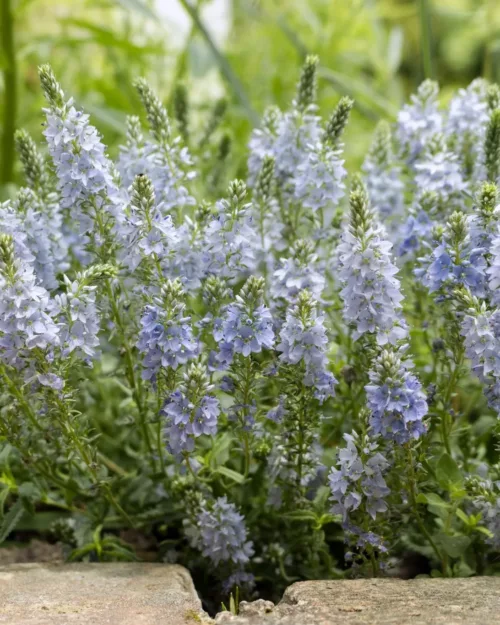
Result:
[0, 563, 207, 625]
[0, 540, 64, 565]
[215, 599, 275, 623]
[214, 578, 500, 625]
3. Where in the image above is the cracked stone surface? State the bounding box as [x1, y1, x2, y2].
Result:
[0, 563, 206, 625]
[214, 578, 500, 625]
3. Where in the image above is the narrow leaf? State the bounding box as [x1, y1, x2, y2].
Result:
[215, 466, 245, 484]
[0, 499, 24, 544]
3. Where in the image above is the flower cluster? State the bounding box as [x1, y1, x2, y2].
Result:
[278, 290, 337, 403]
[0, 234, 59, 372]
[328, 432, 390, 544]
[138, 280, 198, 382]
[362, 121, 404, 223]
[366, 348, 428, 444]
[396, 79, 443, 162]
[214, 276, 274, 367]
[186, 496, 254, 567]
[5, 62, 500, 599]
[161, 360, 219, 456]
[417, 211, 487, 296]
[337, 185, 407, 345]
[247, 57, 351, 220]
[39, 65, 124, 244]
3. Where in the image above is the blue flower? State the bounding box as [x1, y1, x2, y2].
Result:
[266, 395, 287, 423]
[186, 496, 254, 567]
[277, 291, 337, 403]
[362, 121, 404, 223]
[138, 304, 198, 381]
[214, 277, 274, 366]
[413, 139, 467, 202]
[366, 348, 428, 444]
[337, 190, 408, 345]
[40, 67, 125, 239]
[328, 432, 390, 523]
[161, 389, 219, 456]
[204, 181, 258, 281]
[271, 240, 325, 305]
[396, 80, 443, 162]
[52, 273, 101, 361]
[0, 236, 60, 373]
[294, 141, 346, 213]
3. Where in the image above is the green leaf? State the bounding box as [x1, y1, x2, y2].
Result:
[417, 492, 450, 520]
[436, 453, 464, 490]
[215, 466, 245, 484]
[282, 509, 317, 523]
[0, 486, 10, 518]
[0, 444, 12, 466]
[455, 508, 470, 525]
[416, 493, 449, 507]
[0, 499, 25, 544]
[436, 532, 471, 559]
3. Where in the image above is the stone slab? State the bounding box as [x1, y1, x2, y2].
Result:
[0, 563, 206, 625]
[216, 577, 500, 625]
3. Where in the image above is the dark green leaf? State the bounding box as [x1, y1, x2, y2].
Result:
[0, 499, 25, 544]
[436, 453, 463, 490]
[215, 466, 245, 484]
[436, 532, 471, 558]
[416, 493, 450, 508]
[282, 510, 317, 522]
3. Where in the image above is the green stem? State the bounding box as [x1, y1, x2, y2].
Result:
[177, 0, 258, 125]
[0, 365, 42, 431]
[1, 0, 17, 185]
[419, 0, 434, 79]
[105, 281, 155, 471]
[406, 446, 444, 570]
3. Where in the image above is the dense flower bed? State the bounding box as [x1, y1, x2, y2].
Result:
[2, 57, 500, 603]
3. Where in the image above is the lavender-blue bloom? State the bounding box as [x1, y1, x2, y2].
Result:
[277, 291, 336, 403]
[272, 106, 322, 189]
[14, 189, 69, 290]
[214, 278, 274, 366]
[203, 182, 258, 281]
[38, 372, 64, 391]
[445, 79, 489, 179]
[0, 239, 60, 372]
[266, 395, 287, 423]
[328, 432, 390, 523]
[161, 390, 219, 455]
[366, 348, 428, 444]
[413, 138, 467, 202]
[122, 174, 179, 274]
[247, 106, 282, 186]
[417, 213, 487, 297]
[337, 191, 407, 345]
[51, 274, 101, 361]
[138, 304, 198, 381]
[187, 496, 254, 566]
[362, 122, 404, 223]
[40, 68, 125, 238]
[294, 141, 346, 213]
[457, 295, 500, 413]
[271, 240, 325, 306]
[222, 571, 256, 594]
[396, 80, 443, 162]
[117, 116, 151, 189]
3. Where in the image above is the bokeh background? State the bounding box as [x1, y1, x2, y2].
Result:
[2, 0, 500, 196]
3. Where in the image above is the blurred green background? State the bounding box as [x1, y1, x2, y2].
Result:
[1, 0, 500, 196]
